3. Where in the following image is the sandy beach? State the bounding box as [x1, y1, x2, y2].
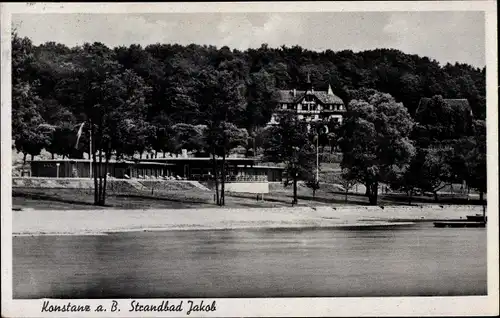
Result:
[12, 204, 484, 236]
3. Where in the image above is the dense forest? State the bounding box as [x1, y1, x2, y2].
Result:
[12, 33, 486, 205]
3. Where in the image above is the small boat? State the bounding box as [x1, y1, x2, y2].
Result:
[434, 221, 486, 228]
[466, 214, 487, 222]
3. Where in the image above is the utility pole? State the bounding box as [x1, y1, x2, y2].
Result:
[75, 122, 93, 179]
[89, 131, 92, 179]
[316, 132, 319, 183]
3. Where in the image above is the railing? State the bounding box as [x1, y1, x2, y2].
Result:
[297, 109, 320, 114]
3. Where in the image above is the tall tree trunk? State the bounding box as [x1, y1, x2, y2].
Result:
[293, 176, 298, 204]
[221, 151, 226, 206]
[253, 135, 257, 157]
[31, 154, 34, 161]
[433, 191, 439, 202]
[155, 150, 158, 159]
[212, 151, 219, 205]
[408, 189, 413, 205]
[91, 127, 99, 205]
[102, 153, 110, 206]
[365, 181, 371, 197]
[22, 153, 27, 165]
[139, 152, 143, 160]
[163, 150, 166, 158]
[51, 153, 54, 159]
[482, 192, 486, 221]
[345, 189, 349, 203]
[368, 181, 378, 205]
[98, 148, 104, 205]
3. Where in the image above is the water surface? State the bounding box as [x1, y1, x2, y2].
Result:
[13, 224, 487, 298]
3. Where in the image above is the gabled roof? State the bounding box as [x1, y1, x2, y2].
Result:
[314, 91, 344, 104]
[277, 89, 344, 104]
[416, 98, 472, 116]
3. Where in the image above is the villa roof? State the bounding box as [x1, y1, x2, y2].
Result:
[277, 89, 344, 104]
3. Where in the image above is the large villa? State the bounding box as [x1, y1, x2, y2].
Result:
[269, 75, 346, 125]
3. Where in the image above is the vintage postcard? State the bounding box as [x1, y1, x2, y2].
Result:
[1, 1, 498, 317]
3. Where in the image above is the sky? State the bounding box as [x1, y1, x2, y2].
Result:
[12, 11, 485, 67]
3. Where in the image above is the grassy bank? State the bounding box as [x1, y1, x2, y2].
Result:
[12, 185, 485, 211]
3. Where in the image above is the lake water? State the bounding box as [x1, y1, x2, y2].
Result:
[13, 223, 487, 298]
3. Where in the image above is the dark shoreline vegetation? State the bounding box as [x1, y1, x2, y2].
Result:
[12, 34, 486, 207]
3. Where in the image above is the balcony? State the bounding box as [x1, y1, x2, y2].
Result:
[322, 109, 346, 113]
[297, 109, 320, 114]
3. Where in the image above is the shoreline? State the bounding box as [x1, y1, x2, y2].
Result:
[12, 222, 420, 237]
[12, 204, 484, 236]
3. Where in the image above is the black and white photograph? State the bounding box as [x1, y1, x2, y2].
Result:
[1, 2, 498, 317]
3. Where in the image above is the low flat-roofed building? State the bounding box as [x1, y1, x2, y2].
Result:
[30, 159, 174, 179]
[29, 157, 285, 183]
[142, 157, 284, 182]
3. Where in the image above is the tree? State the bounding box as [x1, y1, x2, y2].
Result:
[244, 69, 279, 132]
[264, 114, 316, 204]
[454, 120, 486, 204]
[148, 112, 177, 158]
[340, 92, 416, 205]
[305, 178, 320, 199]
[414, 147, 455, 202]
[12, 32, 35, 85]
[55, 43, 151, 205]
[196, 68, 246, 206]
[45, 122, 80, 159]
[172, 123, 206, 155]
[339, 169, 356, 203]
[12, 81, 54, 162]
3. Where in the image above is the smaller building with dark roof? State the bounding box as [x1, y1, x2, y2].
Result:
[416, 97, 473, 119]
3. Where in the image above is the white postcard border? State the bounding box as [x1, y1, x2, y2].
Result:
[1, 2, 498, 317]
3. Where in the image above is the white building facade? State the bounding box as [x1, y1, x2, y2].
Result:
[269, 80, 346, 125]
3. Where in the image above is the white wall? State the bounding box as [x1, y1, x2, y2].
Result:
[225, 182, 269, 194]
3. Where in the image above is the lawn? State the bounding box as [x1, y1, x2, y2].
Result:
[12, 183, 485, 211]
